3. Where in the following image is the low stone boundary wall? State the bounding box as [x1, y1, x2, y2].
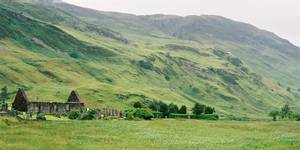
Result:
[92, 108, 124, 119]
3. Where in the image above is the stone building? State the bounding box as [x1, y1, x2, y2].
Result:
[12, 88, 85, 114]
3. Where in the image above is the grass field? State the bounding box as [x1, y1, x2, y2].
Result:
[1, 117, 300, 150]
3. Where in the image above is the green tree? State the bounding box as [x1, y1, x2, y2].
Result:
[134, 108, 154, 120]
[192, 103, 206, 115]
[204, 106, 215, 114]
[1, 86, 9, 104]
[168, 103, 179, 114]
[178, 105, 187, 114]
[269, 110, 279, 121]
[280, 104, 293, 119]
[149, 101, 159, 111]
[292, 113, 300, 121]
[159, 101, 169, 117]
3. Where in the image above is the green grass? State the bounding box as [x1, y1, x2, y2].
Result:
[1, 117, 300, 150]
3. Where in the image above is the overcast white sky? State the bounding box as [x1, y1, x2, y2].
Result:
[62, 0, 300, 46]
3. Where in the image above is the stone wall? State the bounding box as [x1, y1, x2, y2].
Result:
[12, 89, 85, 115]
[27, 102, 84, 114]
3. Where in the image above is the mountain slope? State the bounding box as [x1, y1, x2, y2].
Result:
[0, 0, 300, 118]
[141, 15, 300, 88]
[51, 1, 300, 88]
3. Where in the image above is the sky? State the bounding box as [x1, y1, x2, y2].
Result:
[62, 0, 300, 46]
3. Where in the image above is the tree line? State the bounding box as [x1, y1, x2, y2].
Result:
[269, 104, 300, 121]
[0, 86, 9, 111]
[130, 100, 217, 120]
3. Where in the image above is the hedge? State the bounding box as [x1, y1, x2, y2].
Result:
[169, 113, 219, 120]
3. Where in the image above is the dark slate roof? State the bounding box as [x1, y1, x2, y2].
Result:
[12, 88, 29, 111]
[67, 90, 82, 102]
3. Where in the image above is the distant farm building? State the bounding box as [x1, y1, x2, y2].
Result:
[12, 88, 85, 114]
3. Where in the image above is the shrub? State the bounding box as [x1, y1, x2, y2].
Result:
[125, 109, 136, 120]
[292, 113, 300, 121]
[225, 115, 250, 121]
[280, 104, 293, 119]
[152, 111, 163, 118]
[125, 108, 154, 120]
[222, 74, 238, 85]
[191, 114, 219, 120]
[134, 108, 154, 120]
[80, 109, 97, 120]
[133, 101, 143, 108]
[69, 51, 80, 59]
[169, 114, 219, 120]
[68, 111, 80, 120]
[138, 60, 154, 70]
[1, 86, 9, 104]
[169, 114, 190, 119]
[269, 110, 279, 121]
[229, 57, 243, 67]
[36, 114, 46, 121]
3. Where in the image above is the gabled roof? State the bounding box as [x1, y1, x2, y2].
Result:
[12, 88, 29, 112]
[67, 90, 82, 103]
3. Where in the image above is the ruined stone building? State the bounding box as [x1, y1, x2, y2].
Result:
[12, 88, 85, 114]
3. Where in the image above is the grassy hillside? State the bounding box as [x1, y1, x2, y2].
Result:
[1, 117, 300, 150]
[0, 0, 300, 118]
[51, 1, 300, 88]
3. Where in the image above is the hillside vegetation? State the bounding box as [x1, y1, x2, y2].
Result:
[0, 0, 300, 118]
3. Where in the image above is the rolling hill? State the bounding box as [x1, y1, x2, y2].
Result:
[0, 0, 300, 118]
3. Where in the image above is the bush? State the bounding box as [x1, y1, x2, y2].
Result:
[191, 114, 219, 120]
[229, 57, 243, 67]
[152, 111, 163, 118]
[125, 108, 154, 120]
[36, 114, 46, 121]
[133, 101, 143, 108]
[169, 114, 219, 120]
[125, 109, 136, 120]
[293, 113, 300, 121]
[80, 109, 97, 120]
[68, 111, 80, 120]
[169, 114, 190, 119]
[138, 60, 154, 70]
[69, 51, 80, 59]
[280, 104, 293, 119]
[134, 108, 154, 120]
[269, 110, 279, 121]
[225, 115, 250, 121]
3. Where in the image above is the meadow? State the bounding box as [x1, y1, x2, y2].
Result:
[1, 117, 300, 150]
